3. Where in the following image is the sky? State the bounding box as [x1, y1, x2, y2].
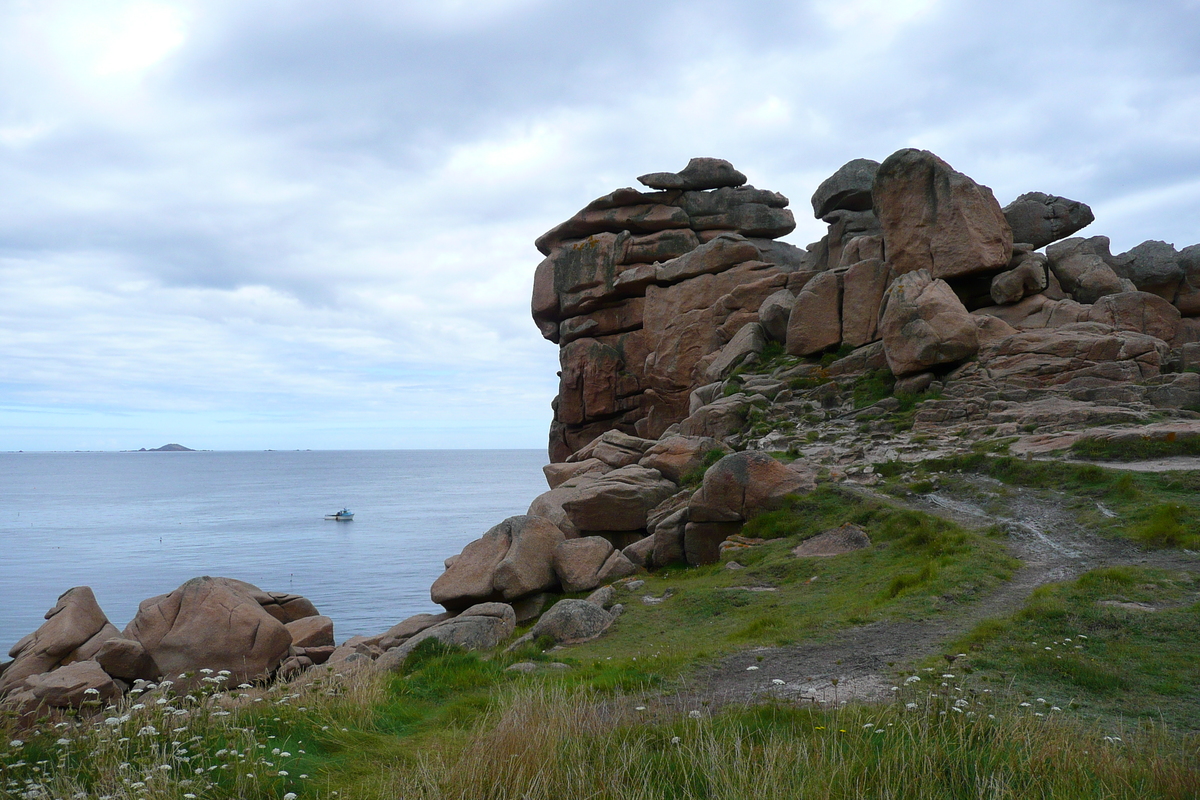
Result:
[1, 0, 1199, 452]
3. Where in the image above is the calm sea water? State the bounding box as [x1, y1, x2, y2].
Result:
[0, 450, 548, 653]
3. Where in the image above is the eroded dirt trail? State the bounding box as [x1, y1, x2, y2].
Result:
[693, 477, 1200, 707]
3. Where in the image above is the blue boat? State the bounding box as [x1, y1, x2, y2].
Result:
[324, 507, 354, 521]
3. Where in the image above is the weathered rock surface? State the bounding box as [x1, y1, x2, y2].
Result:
[543, 458, 611, 490]
[94, 637, 157, 682]
[561, 465, 677, 533]
[1111, 240, 1183, 301]
[873, 149, 1012, 279]
[638, 157, 747, 191]
[879, 269, 979, 377]
[841, 258, 891, 347]
[553, 536, 636, 593]
[812, 158, 879, 219]
[122, 577, 293, 685]
[1002, 192, 1094, 249]
[758, 288, 795, 342]
[1046, 236, 1130, 304]
[638, 435, 725, 483]
[534, 161, 799, 461]
[1086, 291, 1180, 343]
[431, 515, 566, 610]
[22, 660, 119, 709]
[1, 587, 114, 695]
[378, 603, 517, 670]
[285, 615, 334, 649]
[977, 322, 1168, 386]
[786, 269, 841, 356]
[529, 599, 613, 644]
[990, 253, 1049, 305]
[566, 430, 656, 468]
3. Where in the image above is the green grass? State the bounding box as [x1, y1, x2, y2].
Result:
[1071, 436, 1200, 461]
[563, 486, 1017, 670]
[890, 454, 1200, 549]
[946, 566, 1200, 730]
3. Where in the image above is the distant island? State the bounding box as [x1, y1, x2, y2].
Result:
[139, 443, 195, 451]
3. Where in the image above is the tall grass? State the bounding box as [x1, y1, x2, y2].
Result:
[382, 685, 1199, 800]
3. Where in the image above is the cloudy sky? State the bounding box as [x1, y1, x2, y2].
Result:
[1, 0, 1198, 451]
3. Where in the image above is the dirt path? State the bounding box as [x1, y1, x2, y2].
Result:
[691, 478, 1200, 707]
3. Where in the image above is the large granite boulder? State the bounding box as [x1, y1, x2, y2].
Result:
[879, 269, 979, 377]
[431, 515, 565, 610]
[21, 660, 119, 709]
[553, 537, 638, 593]
[377, 603, 517, 670]
[638, 435, 726, 484]
[566, 430, 657, 468]
[0, 587, 115, 696]
[990, 253, 1049, 305]
[1111, 240, 1184, 301]
[122, 577, 293, 685]
[1086, 291, 1181, 343]
[94, 638, 157, 682]
[978, 322, 1168, 386]
[841, 258, 891, 346]
[689, 451, 814, 524]
[812, 158, 879, 219]
[638, 157, 747, 191]
[1002, 192, 1094, 249]
[529, 599, 613, 644]
[285, 615, 334, 649]
[758, 289, 795, 342]
[873, 149, 1012, 279]
[786, 269, 842, 356]
[560, 465, 677, 533]
[1173, 244, 1200, 315]
[1046, 236, 1130, 304]
[542, 458, 611, 490]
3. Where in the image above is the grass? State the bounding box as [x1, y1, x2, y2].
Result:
[372, 685, 1199, 800]
[1071, 436, 1200, 462]
[946, 566, 1200, 731]
[563, 486, 1017, 670]
[887, 454, 1200, 549]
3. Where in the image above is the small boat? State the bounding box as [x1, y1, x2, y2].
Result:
[324, 507, 354, 521]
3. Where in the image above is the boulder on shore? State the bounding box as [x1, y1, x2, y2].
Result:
[122, 577, 294, 686]
[0, 587, 115, 696]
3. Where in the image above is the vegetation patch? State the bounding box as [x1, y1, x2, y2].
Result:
[947, 566, 1200, 730]
[1071, 435, 1200, 462]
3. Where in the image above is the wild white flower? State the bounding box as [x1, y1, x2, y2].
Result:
[55, 739, 70, 746]
[1036, 698, 1046, 704]
[862, 723, 874, 729]
[137, 726, 158, 737]
[745, 665, 759, 671]
[904, 676, 921, 684]
[9, 740, 23, 748]
[200, 668, 213, 675]
[273, 748, 281, 755]
[1050, 706, 1062, 712]
[284, 794, 298, 800]
[688, 710, 702, 719]
[1019, 702, 1031, 708]
[280, 751, 291, 758]
[905, 702, 918, 710]
[635, 706, 647, 711]
[238, 684, 252, 689]
[158, 765, 172, 771]
[941, 674, 955, 679]
[83, 688, 100, 695]
[954, 699, 969, 707]
[131, 703, 146, 711]
[670, 736, 681, 745]
[771, 679, 785, 685]
[1034, 712, 1045, 717]
[951, 706, 963, 713]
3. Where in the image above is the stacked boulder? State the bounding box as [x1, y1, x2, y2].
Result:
[0, 578, 333, 712]
[532, 157, 803, 461]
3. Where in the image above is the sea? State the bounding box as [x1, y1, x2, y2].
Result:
[0, 450, 549, 653]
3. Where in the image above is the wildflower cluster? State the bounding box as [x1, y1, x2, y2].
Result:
[0, 667, 329, 800]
